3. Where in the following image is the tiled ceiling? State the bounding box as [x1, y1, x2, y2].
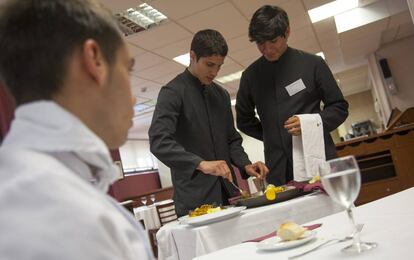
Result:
[98, 0, 413, 139]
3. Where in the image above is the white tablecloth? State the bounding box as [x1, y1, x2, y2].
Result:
[194, 187, 414, 260]
[157, 192, 342, 260]
[133, 199, 174, 230]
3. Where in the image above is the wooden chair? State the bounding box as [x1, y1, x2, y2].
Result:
[148, 200, 177, 257]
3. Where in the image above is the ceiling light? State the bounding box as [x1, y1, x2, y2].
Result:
[334, 0, 389, 33]
[316, 52, 325, 60]
[231, 99, 236, 106]
[308, 0, 358, 23]
[116, 3, 168, 36]
[173, 53, 190, 67]
[216, 70, 243, 84]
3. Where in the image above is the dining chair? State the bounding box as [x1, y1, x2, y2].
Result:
[148, 200, 177, 257]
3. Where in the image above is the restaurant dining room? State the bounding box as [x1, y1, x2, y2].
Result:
[1, 0, 414, 259]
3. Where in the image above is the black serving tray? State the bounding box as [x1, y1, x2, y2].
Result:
[235, 187, 310, 208]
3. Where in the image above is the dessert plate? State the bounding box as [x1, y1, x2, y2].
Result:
[256, 230, 316, 251]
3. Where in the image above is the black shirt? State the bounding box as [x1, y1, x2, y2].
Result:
[236, 47, 348, 185]
[149, 69, 251, 216]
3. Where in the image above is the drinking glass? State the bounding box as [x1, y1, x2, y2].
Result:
[140, 196, 147, 206]
[150, 194, 156, 204]
[320, 155, 377, 253]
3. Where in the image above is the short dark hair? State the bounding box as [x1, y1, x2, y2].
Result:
[0, 0, 123, 105]
[190, 29, 228, 60]
[248, 5, 289, 43]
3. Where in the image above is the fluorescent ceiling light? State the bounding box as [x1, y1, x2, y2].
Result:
[334, 0, 389, 33]
[316, 52, 325, 60]
[123, 3, 167, 29]
[216, 70, 243, 84]
[173, 53, 190, 67]
[308, 0, 358, 23]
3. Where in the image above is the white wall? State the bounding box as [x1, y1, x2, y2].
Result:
[376, 36, 414, 111]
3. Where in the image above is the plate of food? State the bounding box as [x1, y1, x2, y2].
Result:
[178, 205, 246, 226]
[257, 221, 317, 251]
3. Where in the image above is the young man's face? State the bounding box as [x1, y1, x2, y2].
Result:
[256, 27, 290, 62]
[257, 35, 288, 62]
[189, 51, 225, 85]
[101, 43, 136, 148]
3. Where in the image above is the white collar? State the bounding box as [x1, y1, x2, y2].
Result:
[2, 101, 118, 191]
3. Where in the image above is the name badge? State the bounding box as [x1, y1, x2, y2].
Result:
[285, 78, 306, 96]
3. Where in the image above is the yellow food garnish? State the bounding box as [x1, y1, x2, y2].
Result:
[309, 175, 320, 184]
[189, 204, 222, 217]
[265, 185, 286, 201]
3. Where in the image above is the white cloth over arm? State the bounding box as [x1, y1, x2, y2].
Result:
[292, 114, 325, 181]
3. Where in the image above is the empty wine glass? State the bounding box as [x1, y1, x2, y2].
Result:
[320, 155, 377, 253]
[150, 194, 156, 204]
[140, 196, 147, 206]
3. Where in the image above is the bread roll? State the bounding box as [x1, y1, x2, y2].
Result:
[278, 221, 306, 241]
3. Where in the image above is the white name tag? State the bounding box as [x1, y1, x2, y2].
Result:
[285, 78, 306, 96]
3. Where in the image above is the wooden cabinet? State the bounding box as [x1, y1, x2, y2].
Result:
[336, 125, 414, 205]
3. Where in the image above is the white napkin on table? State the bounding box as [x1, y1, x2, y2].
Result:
[292, 114, 325, 181]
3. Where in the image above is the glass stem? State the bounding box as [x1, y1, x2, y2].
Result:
[347, 207, 361, 246]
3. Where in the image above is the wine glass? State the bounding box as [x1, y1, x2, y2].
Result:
[140, 196, 147, 206]
[150, 194, 156, 204]
[320, 155, 377, 253]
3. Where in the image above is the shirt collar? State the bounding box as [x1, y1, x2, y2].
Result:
[183, 68, 208, 93]
[2, 101, 118, 191]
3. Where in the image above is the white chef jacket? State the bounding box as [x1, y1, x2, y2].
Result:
[0, 101, 154, 260]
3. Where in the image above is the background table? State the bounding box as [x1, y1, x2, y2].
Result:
[133, 199, 174, 230]
[157, 192, 342, 260]
[194, 187, 414, 260]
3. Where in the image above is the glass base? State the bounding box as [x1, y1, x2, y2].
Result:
[342, 242, 378, 254]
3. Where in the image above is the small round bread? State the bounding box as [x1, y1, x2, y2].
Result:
[278, 221, 307, 241]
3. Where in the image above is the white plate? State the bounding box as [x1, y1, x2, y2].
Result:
[256, 230, 316, 251]
[178, 206, 246, 226]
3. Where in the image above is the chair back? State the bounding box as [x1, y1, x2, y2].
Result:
[155, 200, 177, 226]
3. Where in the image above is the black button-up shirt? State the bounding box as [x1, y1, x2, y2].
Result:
[149, 69, 251, 216]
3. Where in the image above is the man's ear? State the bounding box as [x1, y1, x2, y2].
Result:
[285, 26, 291, 39]
[82, 39, 107, 87]
[189, 50, 197, 65]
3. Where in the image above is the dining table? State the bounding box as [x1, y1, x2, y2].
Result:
[133, 199, 174, 230]
[156, 191, 343, 260]
[194, 187, 414, 260]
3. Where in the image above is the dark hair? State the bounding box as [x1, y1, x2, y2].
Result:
[0, 0, 123, 105]
[248, 5, 289, 43]
[190, 29, 228, 60]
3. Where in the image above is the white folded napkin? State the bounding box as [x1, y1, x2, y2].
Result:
[292, 114, 325, 181]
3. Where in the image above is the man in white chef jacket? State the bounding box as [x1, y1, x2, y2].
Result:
[0, 0, 153, 259]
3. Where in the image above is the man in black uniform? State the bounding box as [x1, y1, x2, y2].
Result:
[149, 29, 268, 217]
[236, 5, 348, 186]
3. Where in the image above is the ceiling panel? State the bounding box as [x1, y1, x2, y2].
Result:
[231, 0, 288, 19]
[177, 2, 249, 39]
[227, 34, 255, 55]
[126, 43, 146, 57]
[149, 0, 225, 20]
[152, 37, 192, 59]
[126, 22, 192, 50]
[290, 36, 320, 54]
[289, 25, 317, 46]
[395, 22, 414, 40]
[229, 45, 260, 64]
[133, 52, 168, 72]
[388, 11, 413, 28]
[135, 61, 184, 80]
[302, 0, 333, 10]
[99, 0, 143, 14]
